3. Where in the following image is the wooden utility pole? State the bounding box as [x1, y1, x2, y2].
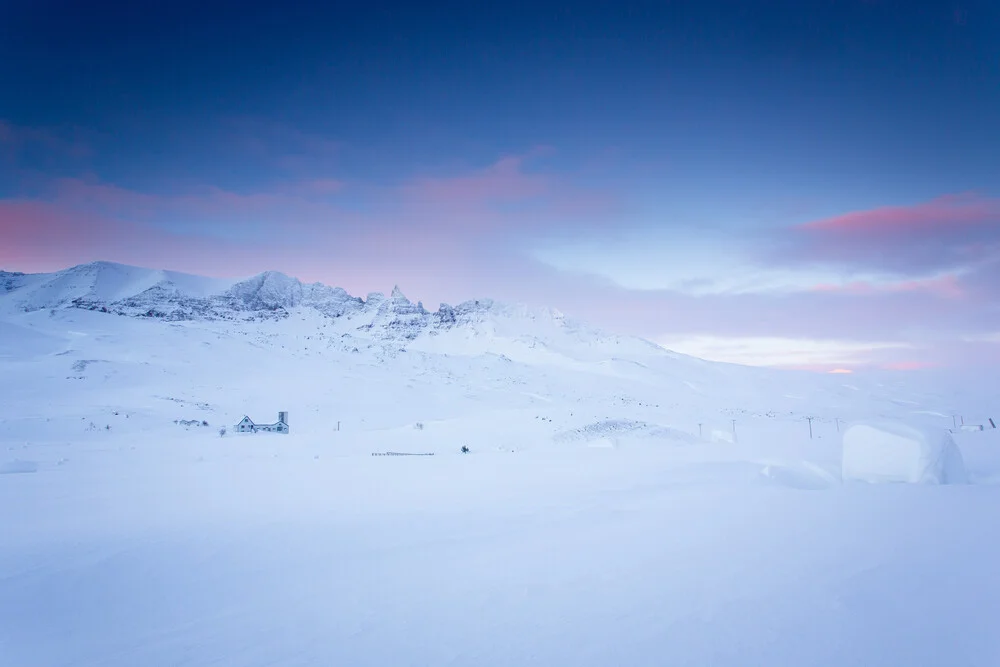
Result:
[807, 417, 814, 439]
[835, 417, 840, 433]
[731, 419, 737, 442]
[953, 415, 958, 428]
[698, 423, 703, 438]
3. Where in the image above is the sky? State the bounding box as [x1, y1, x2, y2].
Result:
[2, 0, 999, 371]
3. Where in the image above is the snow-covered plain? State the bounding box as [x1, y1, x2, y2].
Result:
[2, 262, 1000, 666]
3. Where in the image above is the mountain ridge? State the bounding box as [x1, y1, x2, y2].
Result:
[0, 260, 669, 359]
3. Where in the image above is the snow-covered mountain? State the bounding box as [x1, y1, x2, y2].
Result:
[0, 261, 669, 360]
[0, 261, 232, 311]
[2, 262, 362, 320]
[0, 260, 991, 435]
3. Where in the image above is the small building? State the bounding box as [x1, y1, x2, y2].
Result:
[235, 411, 289, 434]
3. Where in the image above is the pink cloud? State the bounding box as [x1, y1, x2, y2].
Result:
[880, 361, 941, 371]
[0, 197, 370, 284]
[2, 150, 621, 297]
[800, 193, 1000, 236]
[390, 151, 621, 236]
[0, 201, 120, 260]
[0, 200, 224, 272]
[783, 364, 857, 373]
[28, 149, 605, 245]
[40, 178, 359, 241]
[773, 193, 1000, 297]
[402, 156, 549, 205]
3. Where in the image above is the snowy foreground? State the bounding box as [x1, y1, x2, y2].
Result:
[2, 263, 1000, 666]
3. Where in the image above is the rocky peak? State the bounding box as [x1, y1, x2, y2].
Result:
[228, 271, 304, 310]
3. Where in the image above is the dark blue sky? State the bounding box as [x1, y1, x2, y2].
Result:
[2, 0, 1000, 369]
[4, 1, 998, 191]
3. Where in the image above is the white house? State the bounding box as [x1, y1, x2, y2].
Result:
[235, 411, 289, 434]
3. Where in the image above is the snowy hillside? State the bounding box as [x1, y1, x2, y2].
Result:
[0, 261, 988, 433]
[2, 261, 999, 667]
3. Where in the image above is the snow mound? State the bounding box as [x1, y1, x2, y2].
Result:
[708, 428, 736, 444]
[757, 462, 839, 490]
[842, 420, 967, 485]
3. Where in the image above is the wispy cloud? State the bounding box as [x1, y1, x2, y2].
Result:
[961, 332, 1000, 344]
[24, 148, 610, 242]
[880, 361, 941, 371]
[1, 148, 620, 291]
[657, 334, 917, 369]
[780, 193, 1000, 277]
[36, 178, 352, 241]
[808, 274, 966, 299]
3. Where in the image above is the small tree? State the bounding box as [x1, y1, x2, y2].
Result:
[219, 426, 227, 437]
[461, 445, 469, 454]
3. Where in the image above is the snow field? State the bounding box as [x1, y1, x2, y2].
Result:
[3, 430, 1000, 667]
[3, 264, 1000, 666]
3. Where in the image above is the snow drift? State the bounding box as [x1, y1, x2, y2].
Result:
[841, 420, 967, 485]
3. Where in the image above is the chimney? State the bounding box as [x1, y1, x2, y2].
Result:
[279, 411, 288, 424]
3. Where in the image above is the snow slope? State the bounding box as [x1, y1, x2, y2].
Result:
[2, 261, 1000, 666]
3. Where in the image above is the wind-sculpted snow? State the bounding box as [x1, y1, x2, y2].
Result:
[842, 420, 968, 484]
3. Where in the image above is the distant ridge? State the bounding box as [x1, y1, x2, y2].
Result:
[0, 261, 671, 360]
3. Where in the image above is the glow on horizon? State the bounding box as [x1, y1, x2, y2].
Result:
[659, 335, 919, 371]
